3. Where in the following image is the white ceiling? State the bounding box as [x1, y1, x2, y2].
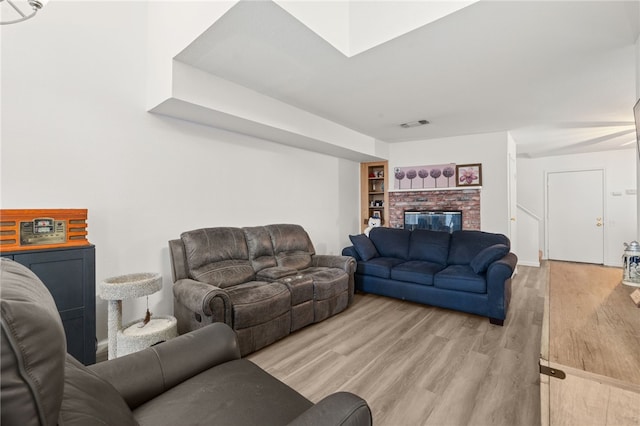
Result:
[174, 0, 640, 158]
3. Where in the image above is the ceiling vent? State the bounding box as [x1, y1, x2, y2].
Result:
[400, 120, 429, 128]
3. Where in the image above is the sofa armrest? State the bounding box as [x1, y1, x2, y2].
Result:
[89, 323, 240, 409]
[173, 278, 231, 324]
[287, 392, 372, 426]
[311, 255, 356, 274]
[487, 252, 518, 281]
[341, 246, 361, 261]
[486, 252, 518, 320]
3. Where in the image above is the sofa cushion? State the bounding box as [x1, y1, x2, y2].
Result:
[408, 229, 450, 264]
[279, 275, 314, 305]
[390, 261, 444, 285]
[349, 234, 379, 261]
[368, 227, 411, 260]
[132, 359, 313, 426]
[189, 260, 256, 289]
[299, 267, 349, 300]
[266, 224, 314, 270]
[181, 228, 255, 288]
[434, 265, 487, 293]
[225, 281, 291, 329]
[59, 356, 138, 426]
[243, 226, 277, 272]
[470, 244, 510, 274]
[256, 266, 298, 281]
[447, 231, 510, 265]
[356, 257, 405, 279]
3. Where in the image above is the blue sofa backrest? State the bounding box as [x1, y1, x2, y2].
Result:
[369, 227, 411, 259]
[448, 230, 510, 265]
[408, 229, 450, 265]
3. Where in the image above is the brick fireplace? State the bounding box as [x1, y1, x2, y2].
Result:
[389, 189, 481, 230]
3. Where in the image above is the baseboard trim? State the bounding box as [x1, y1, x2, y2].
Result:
[96, 339, 108, 362]
[518, 260, 540, 268]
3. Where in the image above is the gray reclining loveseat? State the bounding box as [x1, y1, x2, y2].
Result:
[1, 258, 372, 426]
[169, 224, 356, 356]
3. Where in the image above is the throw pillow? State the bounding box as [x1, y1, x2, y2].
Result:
[470, 244, 510, 274]
[349, 234, 379, 261]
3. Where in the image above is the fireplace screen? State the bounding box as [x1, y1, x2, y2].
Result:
[404, 210, 462, 233]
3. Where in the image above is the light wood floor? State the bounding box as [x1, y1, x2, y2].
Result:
[248, 264, 547, 426]
[543, 261, 640, 425]
[547, 261, 640, 385]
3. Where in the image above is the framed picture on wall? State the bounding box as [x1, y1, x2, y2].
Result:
[393, 163, 456, 190]
[456, 164, 482, 187]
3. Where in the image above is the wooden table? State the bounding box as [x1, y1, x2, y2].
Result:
[540, 262, 640, 425]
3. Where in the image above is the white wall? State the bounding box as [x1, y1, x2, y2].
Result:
[636, 32, 640, 240]
[276, 1, 477, 57]
[516, 207, 541, 267]
[388, 131, 511, 236]
[1, 1, 360, 343]
[517, 149, 637, 267]
[146, 0, 237, 109]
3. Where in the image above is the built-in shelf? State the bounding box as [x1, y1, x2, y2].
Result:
[360, 161, 389, 233]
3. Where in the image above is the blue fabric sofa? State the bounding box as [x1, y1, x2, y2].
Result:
[342, 227, 518, 325]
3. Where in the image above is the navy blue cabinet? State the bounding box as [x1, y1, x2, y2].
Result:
[2, 246, 96, 365]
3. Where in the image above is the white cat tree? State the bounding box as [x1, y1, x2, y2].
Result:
[99, 272, 177, 359]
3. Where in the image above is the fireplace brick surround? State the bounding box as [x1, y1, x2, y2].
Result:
[389, 189, 481, 230]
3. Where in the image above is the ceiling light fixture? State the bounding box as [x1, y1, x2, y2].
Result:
[400, 119, 429, 128]
[1, 0, 47, 25]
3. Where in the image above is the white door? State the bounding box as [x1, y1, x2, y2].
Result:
[547, 169, 604, 264]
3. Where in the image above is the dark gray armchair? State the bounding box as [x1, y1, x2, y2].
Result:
[0, 258, 371, 426]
